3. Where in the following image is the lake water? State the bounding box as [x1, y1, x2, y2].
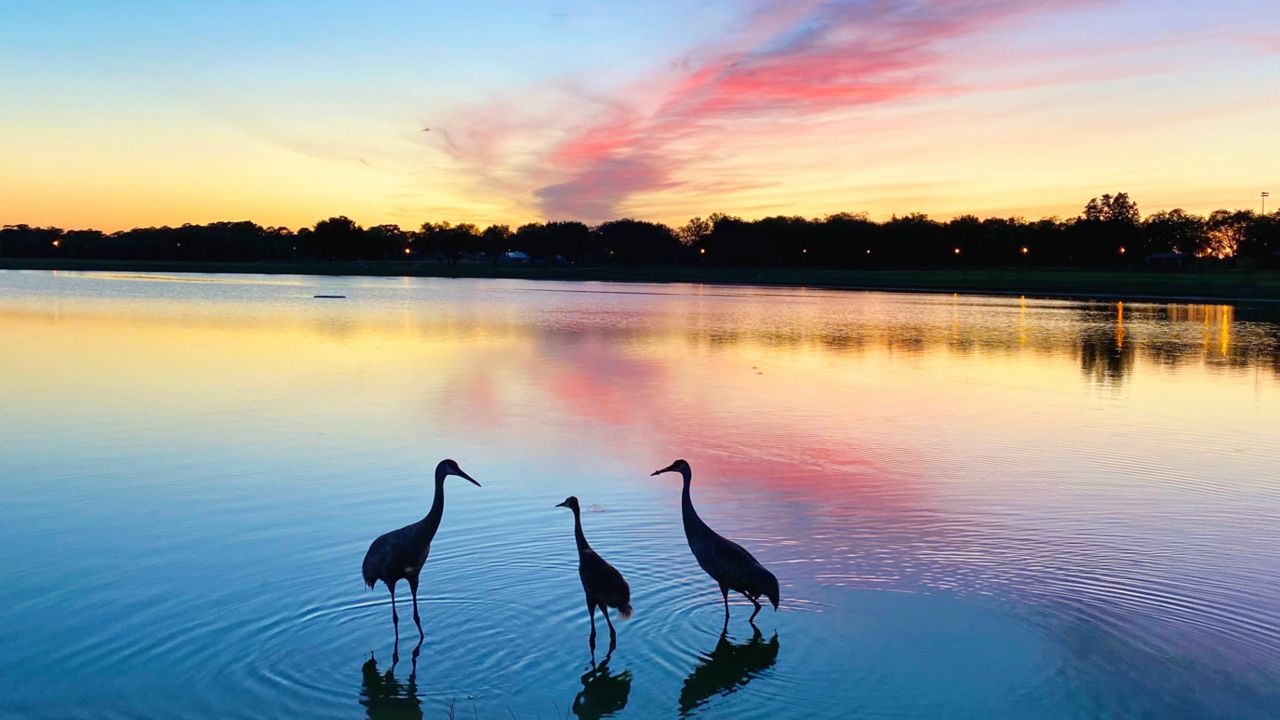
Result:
[2, 270, 1278, 719]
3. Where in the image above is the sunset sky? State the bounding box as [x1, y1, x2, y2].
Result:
[2, 1, 1277, 231]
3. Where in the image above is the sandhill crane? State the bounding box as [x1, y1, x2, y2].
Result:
[651, 459, 779, 624]
[556, 496, 632, 648]
[362, 459, 480, 638]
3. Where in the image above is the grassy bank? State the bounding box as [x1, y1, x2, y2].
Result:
[3, 257, 1279, 303]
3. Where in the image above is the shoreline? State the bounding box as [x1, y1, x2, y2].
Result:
[3, 257, 1279, 305]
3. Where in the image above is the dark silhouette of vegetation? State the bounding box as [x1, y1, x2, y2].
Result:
[4, 194, 1277, 270]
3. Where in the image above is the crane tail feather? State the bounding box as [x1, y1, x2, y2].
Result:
[617, 602, 633, 619]
[361, 554, 379, 590]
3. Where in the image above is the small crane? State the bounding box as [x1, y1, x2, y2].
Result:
[651, 459, 779, 624]
[556, 496, 632, 648]
[362, 459, 480, 638]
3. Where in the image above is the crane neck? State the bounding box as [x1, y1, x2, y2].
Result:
[681, 474, 708, 533]
[420, 476, 446, 536]
[571, 507, 590, 553]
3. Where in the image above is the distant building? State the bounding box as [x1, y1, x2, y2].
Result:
[1145, 252, 1193, 270]
[502, 250, 531, 263]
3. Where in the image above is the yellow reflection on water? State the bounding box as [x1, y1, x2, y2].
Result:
[1, 279, 1277, 461]
[1116, 302, 1125, 351]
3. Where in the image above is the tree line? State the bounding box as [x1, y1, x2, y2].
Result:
[3, 194, 1277, 269]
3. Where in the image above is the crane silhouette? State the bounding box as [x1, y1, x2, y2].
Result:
[651, 460, 779, 624]
[556, 496, 632, 649]
[362, 459, 480, 638]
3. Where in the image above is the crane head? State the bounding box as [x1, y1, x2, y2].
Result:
[651, 459, 690, 477]
[436, 458, 481, 486]
[555, 495, 580, 511]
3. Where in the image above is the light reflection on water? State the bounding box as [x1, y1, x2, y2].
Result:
[1, 270, 1278, 719]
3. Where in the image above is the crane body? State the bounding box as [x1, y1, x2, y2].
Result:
[557, 496, 632, 648]
[362, 459, 480, 638]
[653, 460, 779, 623]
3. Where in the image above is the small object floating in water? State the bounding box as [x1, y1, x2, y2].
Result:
[313, 294, 346, 299]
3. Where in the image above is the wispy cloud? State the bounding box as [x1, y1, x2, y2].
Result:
[521, 0, 1093, 221]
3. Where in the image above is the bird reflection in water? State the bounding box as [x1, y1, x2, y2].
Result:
[572, 647, 632, 720]
[360, 637, 423, 720]
[679, 626, 780, 716]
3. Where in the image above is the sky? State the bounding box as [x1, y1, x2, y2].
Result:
[1, 0, 1277, 231]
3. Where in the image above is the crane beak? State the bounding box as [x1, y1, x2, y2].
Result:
[555, 499, 569, 508]
[456, 469, 481, 487]
[651, 463, 676, 476]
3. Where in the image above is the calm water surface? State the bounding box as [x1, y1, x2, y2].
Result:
[2, 271, 1279, 719]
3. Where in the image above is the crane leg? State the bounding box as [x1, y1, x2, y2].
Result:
[720, 585, 730, 625]
[747, 593, 762, 624]
[587, 600, 598, 649]
[408, 576, 424, 639]
[388, 581, 399, 637]
[602, 606, 616, 646]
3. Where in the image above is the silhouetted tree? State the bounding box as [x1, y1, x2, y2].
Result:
[1143, 209, 1204, 255]
[481, 224, 513, 266]
[365, 224, 410, 260]
[514, 221, 589, 264]
[1083, 193, 1139, 224]
[309, 216, 365, 260]
[1072, 193, 1142, 265]
[420, 222, 481, 268]
[1239, 212, 1280, 261]
[0, 224, 62, 258]
[6, 193, 1274, 271]
[594, 219, 681, 265]
[678, 216, 712, 245]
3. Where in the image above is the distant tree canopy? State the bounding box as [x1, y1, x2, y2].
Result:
[1082, 193, 1140, 224]
[4, 194, 1278, 269]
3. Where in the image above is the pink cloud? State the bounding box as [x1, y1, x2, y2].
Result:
[1240, 32, 1280, 54]
[531, 0, 1088, 221]
[535, 153, 676, 221]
